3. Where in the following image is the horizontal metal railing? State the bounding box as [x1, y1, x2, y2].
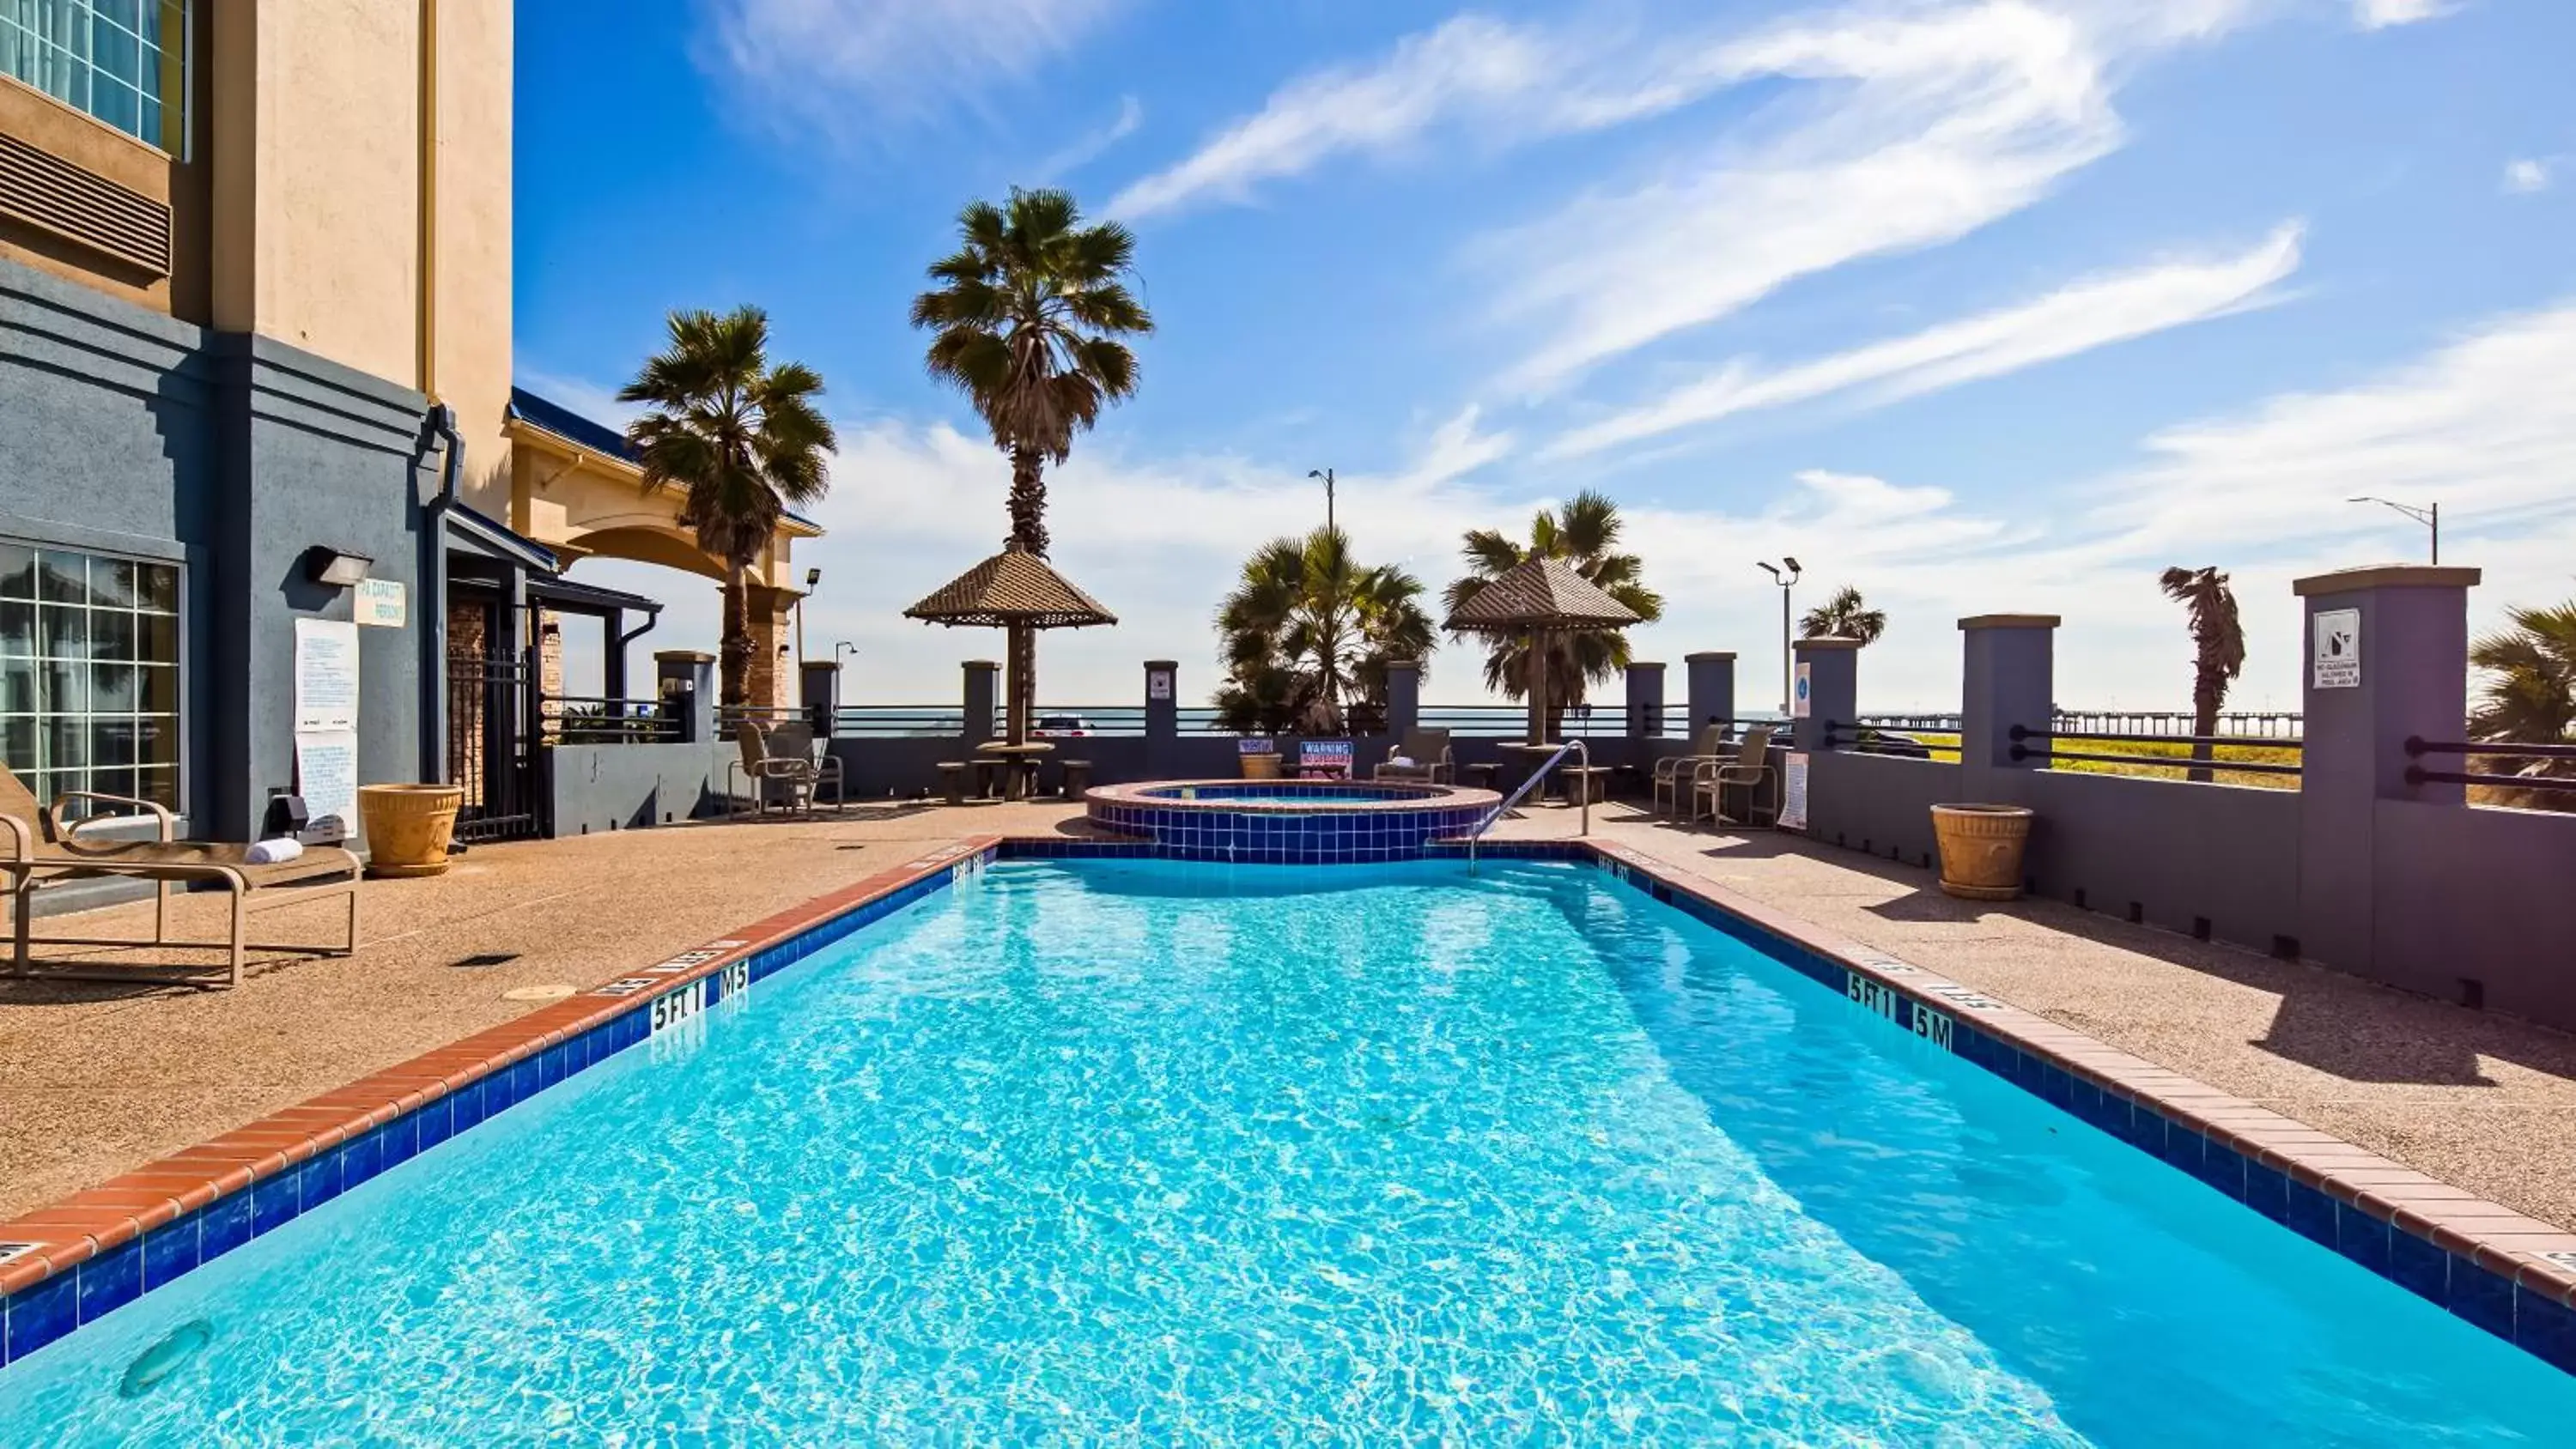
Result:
[2008, 724, 2304, 777]
[2404, 737, 2576, 795]
[544, 694, 679, 744]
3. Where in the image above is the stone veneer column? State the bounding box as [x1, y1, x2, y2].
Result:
[1957, 615, 2057, 799]
[961, 660, 999, 750]
[1685, 652, 1735, 736]
[2293, 564, 2480, 980]
[1789, 638, 1859, 755]
[1625, 661, 1666, 737]
[1383, 659, 1421, 740]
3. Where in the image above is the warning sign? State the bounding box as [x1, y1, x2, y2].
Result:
[2312, 609, 2360, 690]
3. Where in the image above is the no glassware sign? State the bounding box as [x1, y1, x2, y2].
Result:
[2312, 609, 2360, 689]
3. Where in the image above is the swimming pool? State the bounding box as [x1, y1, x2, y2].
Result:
[3, 855, 2570, 1442]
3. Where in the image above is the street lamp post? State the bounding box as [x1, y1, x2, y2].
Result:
[1755, 557, 1802, 716]
[2348, 496, 2439, 564]
[1308, 468, 1336, 534]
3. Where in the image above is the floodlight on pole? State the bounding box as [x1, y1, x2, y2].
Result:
[1756, 558, 1801, 717]
[2348, 496, 2438, 564]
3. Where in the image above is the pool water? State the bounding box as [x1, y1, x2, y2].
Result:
[3, 858, 2566, 1443]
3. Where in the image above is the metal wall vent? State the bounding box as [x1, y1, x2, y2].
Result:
[0, 130, 172, 277]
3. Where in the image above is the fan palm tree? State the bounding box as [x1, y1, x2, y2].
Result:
[1212, 528, 1435, 737]
[2468, 598, 2576, 810]
[1443, 491, 1663, 740]
[2159, 566, 2245, 782]
[1800, 585, 1886, 644]
[909, 187, 1153, 559]
[618, 306, 835, 707]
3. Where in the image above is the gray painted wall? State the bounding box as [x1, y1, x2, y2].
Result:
[1808, 751, 1955, 867]
[2372, 800, 2576, 1024]
[550, 742, 738, 835]
[3, 258, 432, 846]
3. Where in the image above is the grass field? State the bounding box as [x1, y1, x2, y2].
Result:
[1854, 731, 2301, 791]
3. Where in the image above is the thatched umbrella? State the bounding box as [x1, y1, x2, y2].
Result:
[904, 539, 1117, 747]
[1444, 554, 1641, 745]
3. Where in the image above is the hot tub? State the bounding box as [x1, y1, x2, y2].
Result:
[1084, 779, 1503, 862]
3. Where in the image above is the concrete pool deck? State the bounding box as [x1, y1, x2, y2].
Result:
[5, 798, 2575, 1240]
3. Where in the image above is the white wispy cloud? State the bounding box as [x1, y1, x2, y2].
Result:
[1109, 15, 1562, 219]
[2353, 0, 2457, 29]
[1034, 94, 1145, 179]
[702, 0, 1126, 140]
[1543, 224, 2304, 459]
[2503, 158, 2553, 194]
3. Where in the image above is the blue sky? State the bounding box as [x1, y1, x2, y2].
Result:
[516, 0, 2574, 712]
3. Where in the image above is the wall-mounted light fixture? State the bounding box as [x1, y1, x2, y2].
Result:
[301, 546, 374, 587]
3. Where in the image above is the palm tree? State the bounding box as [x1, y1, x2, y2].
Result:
[618, 307, 835, 707]
[2159, 566, 2245, 783]
[909, 187, 1153, 559]
[1443, 491, 1663, 740]
[1800, 585, 1886, 644]
[1212, 528, 1434, 737]
[2468, 598, 2576, 810]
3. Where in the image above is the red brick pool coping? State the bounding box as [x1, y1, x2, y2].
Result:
[8, 831, 2576, 1328]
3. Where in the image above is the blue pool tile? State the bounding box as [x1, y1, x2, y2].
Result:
[2449, 1260, 2517, 1339]
[250, 1172, 300, 1237]
[199, 1190, 252, 1261]
[297, 1149, 343, 1211]
[2335, 1202, 2391, 1276]
[2242, 1162, 2289, 1223]
[2190, 1143, 2245, 1200]
[142, 1219, 200, 1288]
[539, 1043, 570, 1090]
[340, 1126, 385, 1191]
[76, 1240, 142, 1324]
[6, 1270, 79, 1364]
[378, 1110, 418, 1169]
[2388, 1226, 2451, 1304]
[2285, 1179, 2338, 1247]
[2515, 1289, 2576, 1373]
[450, 1078, 489, 1132]
[414, 1094, 455, 1152]
[2158, 1124, 2204, 1176]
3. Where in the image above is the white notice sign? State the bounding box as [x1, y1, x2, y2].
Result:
[1780, 751, 1810, 832]
[354, 578, 407, 627]
[2312, 609, 2360, 690]
[295, 619, 361, 730]
[1147, 670, 1174, 700]
[294, 730, 358, 842]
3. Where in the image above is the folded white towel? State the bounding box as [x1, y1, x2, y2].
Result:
[1389, 756, 1414, 767]
[245, 837, 304, 864]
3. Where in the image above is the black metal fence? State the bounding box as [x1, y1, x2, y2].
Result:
[547, 694, 679, 744]
[447, 650, 545, 842]
[2404, 737, 2576, 798]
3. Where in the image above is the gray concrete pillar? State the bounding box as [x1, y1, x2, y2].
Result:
[1958, 615, 2057, 785]
[962, 659, 999, 749]
[2294, 564, 2480, 978]
[1791, 639, 1859, 755]
[1685, 652, 1735, 737]
[800, 660, 841, 737]
[1145, 660, 1178, 776]
[1384, 659, 1422, 740]
[1625, 661, 1666, 737]
[655, 649, 715, 743]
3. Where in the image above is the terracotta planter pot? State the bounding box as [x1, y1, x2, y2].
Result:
[1241, 753, 1282, 780]
[358, 784, 464, 877]
[1930, 803, 2032, 900]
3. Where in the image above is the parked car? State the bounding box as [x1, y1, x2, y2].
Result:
[1032, 714, 1091, 737]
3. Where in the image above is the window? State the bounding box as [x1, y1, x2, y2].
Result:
[0, 0, 188, 153]
[0, 542, 180, 815]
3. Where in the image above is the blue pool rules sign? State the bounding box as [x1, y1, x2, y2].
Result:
[1792, 662, 1813, 718]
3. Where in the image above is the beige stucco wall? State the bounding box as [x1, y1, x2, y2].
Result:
[433, 0, 514, 516]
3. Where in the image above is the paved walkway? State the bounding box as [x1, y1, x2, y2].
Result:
[7, 800, 2573, 1234]
[1492, 803, 2576, 1230]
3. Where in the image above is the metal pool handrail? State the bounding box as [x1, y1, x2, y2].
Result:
[1467, 739, 1590, 870]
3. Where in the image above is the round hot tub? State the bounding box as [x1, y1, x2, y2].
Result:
[1085, 779, 1502, 863]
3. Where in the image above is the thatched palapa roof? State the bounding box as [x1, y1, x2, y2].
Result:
[1443, 555, 1641, 633]
[903, 544, 1118, 630]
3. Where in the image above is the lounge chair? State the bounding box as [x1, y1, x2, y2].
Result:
[1691, 724, 1778, 828]
[1, 766, 360, 989]
[1652, 724, 1730, 818]
[1374, 728, 1455, 785]
[732, 721, 844, 816]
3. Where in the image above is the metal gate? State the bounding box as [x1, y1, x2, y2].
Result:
[447, 644, 546, 842]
